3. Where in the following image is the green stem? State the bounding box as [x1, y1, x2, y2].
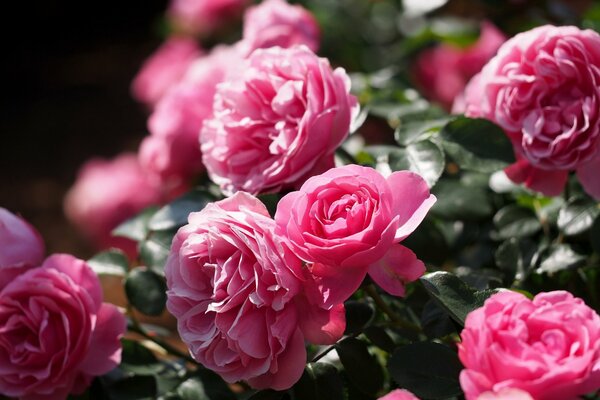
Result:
[127, 308, 197, 364]
[311, 344, 337, 363]
[364, 285, 421, 333]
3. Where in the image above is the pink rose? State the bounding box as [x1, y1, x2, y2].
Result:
[201, 45, 358, 195]
[167, 0, 249, 35]
[131, 37, 202, 107]
[241, 0, 320, 54]
[165, 192, 344, 390]
[140, 45, 242, 193]
[0, 254, 126, 399]
[0, 208, 44, 291]
[378, 389, 420, 400]
[477, 388, 534, 400]
[459, 25, 600, 199]
[459, 290, 600, 400]
[414, 22, 506, 110]
[65, 153, 162, 257]
[274, 165, 436, 307]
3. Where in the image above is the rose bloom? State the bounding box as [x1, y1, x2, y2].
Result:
[275, 165, 436, 307]
[131, 36, 202, 107]
[201, 45, 358, 196]
[241, 0, 320, 55]
[165, 192, 344, 390]
[0, 208, 44, 291]
[65, 153, 162, 257]
[167, 0, 249, 35]
[458, 25, 600, 199]
[139, 44, 242, 193]
[459, 290, 600, 400]
[0, 254, 126, 399]
[378, 389, 420, 400]
[477, 388, 534, 400]
[414, 22, 506, 110]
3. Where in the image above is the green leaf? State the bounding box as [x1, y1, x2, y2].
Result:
[591, 216, 600, 254]
[557, 197, 600, 236]
[493, 204, 541, 239]
[494, 238, 537, 282]
[140, 230, 176, 274]
[394, 108, 449, 146]
[388, 342, 463, 399]
[120, 339, 163, 375]
[431, 180, 493, 220]
[420, 300, 457, 339]
[177, 378, 210, 400]
[344, 300, 375, 335]
[363, 326, 396, 353]
[420, 271, 498, 325]
[112, 207, 158, 242]
[87, 250, 129, 277]
[536, 244, 587, 275]
[440, 117, 515, 173]
[247, 390, 289, 400]
[401, 219, 449, 265]
[387, 140, 445, 188]
[149, 190, 216, 232]
[293, 362, 345, 400]
[125, 268, 167, 316]
[105, 375, 157, 400]
[335, 337, 383, 396]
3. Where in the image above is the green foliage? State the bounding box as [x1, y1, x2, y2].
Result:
[125, 267, 167, 316]
[87, 249, 129, 277]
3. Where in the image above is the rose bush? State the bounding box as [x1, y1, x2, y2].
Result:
[459, 25, 600, 199]
[165, 192, 345, 390]
[275, 165, 436, 306]
[201, 45, 358, 195]
[459, 290, 600, 400]
[0, 254, 126, 399]
[0, 208, 44, 291]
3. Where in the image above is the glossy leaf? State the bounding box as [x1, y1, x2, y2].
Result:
[112, 207, 158, 242]
[87, 249, 129, 277]
[125, 267, 167, 316]
[388, 342, 463, 399]
[493, 204, 541, 239]
[336, 337, 384, 396]
[387, 140, 445, 188]
[149, 190, 216, 232]
[440, 117, 515, 173]
[293, 362, 345, 400]
[536, 244, 587, 274]
[431, 180, 493, 220]
[557, 197, 600, 236]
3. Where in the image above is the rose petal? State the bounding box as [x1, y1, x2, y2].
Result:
[367, 245, 425, 297]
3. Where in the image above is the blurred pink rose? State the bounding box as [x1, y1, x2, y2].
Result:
[165, 192, 344, 390]
[275, 165, 436, 307]
[201, 46, 358, 195]
[131, 37, 202, 107]
[65, 153, 162, 257]
[414, 22, 506, 110]
[0, 254, 126, 399]
[378, 389, 420, 400]
[0, 208, 44, 291]
[140, 45, 242, 194]
[459, 290, 600, 400]
[459, 25, 600, 199]
[477, 388, 534, 400]
[168, 0, 249, 35]
[241, 0, 320, 54]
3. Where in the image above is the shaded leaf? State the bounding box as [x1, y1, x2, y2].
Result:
[293, 362, 344, 400]
[336, 337, 384, 396]
[120, 339, 163, 375]
[493, 205, 541, 240]
[140, 230, 176, 274]
[394, 108, 449, 146]
[125, 268, 167, 316]
[591, 216, 600, 254]
[432, 180, 493, 220]
[344, 300, 375, 335]
[106, 375, 157, 400]
[420, 300, 457, 339]
[420, 271, 498, 325]
[536, 244, 587, 274]
[388, 342, 462, 399]
[440, 117, 515, 173]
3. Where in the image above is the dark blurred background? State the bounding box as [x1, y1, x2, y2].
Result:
[1, 0, 168, 256]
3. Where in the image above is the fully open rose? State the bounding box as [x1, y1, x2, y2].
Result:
[201, 45, 358, 196]
[275, 165, 436, 307]
[165, 192, 344, 390]
[0, 208, 44, 291]
[459, 290, 600, 400]
[0, 254, 126, 400]
[459, 25, 600, 199]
